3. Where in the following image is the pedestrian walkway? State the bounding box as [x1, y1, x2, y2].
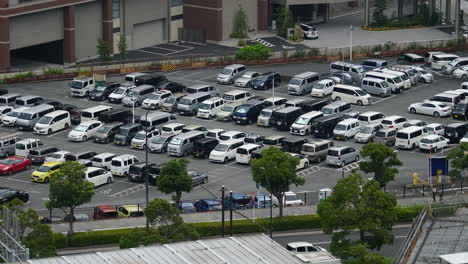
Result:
[50, 193, 467, 233]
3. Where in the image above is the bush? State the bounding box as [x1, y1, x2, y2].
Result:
[69, 228, 134, 247]
[235, 44, 272, 61]
[308, 48, 320, 57]
[238, 40, 246, 47]
[289, 49, 307, 58]
[53, 233, 67, 249]
[395, 205, 424, 222]
[43, 68, 64, 76]
[12, 72, 35, 79]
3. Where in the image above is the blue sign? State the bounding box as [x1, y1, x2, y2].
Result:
[430, 157, 449, 176]
[256, 183, 260, 189]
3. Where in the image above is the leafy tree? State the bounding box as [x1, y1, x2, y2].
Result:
[342, 243, 389, 264]
[232, 5, 249, 39]
[157, 159, 192, 208]
[372, 0, 387, 27]
[118, 34, 128, 60]
[276, 8, 295, 38]
[251, 147, 305, 217]
[119, 227, 164, 249]
[359, 142, 403, 188]
[235, 44, 272, 61]
[47, 161, 94, 236]
[22, 224, 56, 258]
[447, 142, 468, 182]
[96, 39, 111, 61]
[317, 172, 397, 259]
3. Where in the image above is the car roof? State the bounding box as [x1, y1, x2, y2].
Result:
[208, 128, 225, 132]
[94, 152, 115, 158]
[287, 242, 313, 248]
[42, 161, 62, 166]
[96, 205, 117, 212]
[239, 143, 261, 150]
[329, 146, 350, 150]
[383, 115, 404, 120]
[359, 111, 382, 116]
[425, 123, 442, 127]
[222, 131, 243, 136]
[164, 123, 185, 128]
[423, 134, 440, 139]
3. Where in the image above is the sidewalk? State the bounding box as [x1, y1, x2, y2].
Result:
[50, 194, 467, 233]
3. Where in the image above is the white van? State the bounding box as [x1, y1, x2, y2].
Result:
[110, 154, 139, 177]
[361, 77, 392, 97]
[311, 79, 336, 97]
[329, 61, 366, 78]
[288, 72, 319, 95]
[364, 71, 404, 93]
[0, 93, 20, 107]
[217, 64, 246, 84]
[2, 106, 30, 127]
[33, 110, 71, 135]
[431, 54, 460, 70]
[290, 111, 323, 136]
[85, 167, 113, 188]
[209, 139, 245, 163]
[376, 69, 411, 89]
[197, 97, 224, 119]
[235, 144, 262, 164]
[429, 92, 461, 107]
[15, 138, 43, 157]
[357, 111, 385, 126]
[81, 105, 112, 122]
[124, 72, 146, 84]
[161, 123, 185, 135]
[333, 118, 360, 140]
[139, 112, 173, 128]
[395, 126, 426, 149]
[331, 84, 372, 106]
[91, 152, 116, 170]
[222, 90, 253, 104]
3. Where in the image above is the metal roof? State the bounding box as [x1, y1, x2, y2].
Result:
[439, 252, 468, 264]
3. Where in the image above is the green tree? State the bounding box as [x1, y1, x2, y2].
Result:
[447, 142, 468, 182]
[119, 227, 164, 249]
[235, 44, 272, 61]
[251, 147, 305, 217]
[359, 142, 403, 188]
[157, 159, 192, 208]
[48, 161, 94, 236]
[118, 34, 128, 60]
[96, 39, 111, 61]
[317, 172, 397, 259]
[276, 8, 295, 38]
[22, 224, 56, 258]
[232, 5, 249, 39]
[343, 243, 389, 264]
[372, 0, 387, 27]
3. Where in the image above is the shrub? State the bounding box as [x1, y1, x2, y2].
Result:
[229, 32, 239, 39]
[12, 72, 35, 79]
[308, 48, 320, 57]
[43, 68, 64, 76]
[289, 49, 307, 58]
[238, 40, 246, 47]
[235, 44, 272, 61]
[395, 205, 424, 222]
[0, 78, 5, 85]
[53, 233, 67, 249]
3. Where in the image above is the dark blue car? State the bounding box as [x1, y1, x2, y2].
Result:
[194, 199, 222, 212]
[251, 72, 281, 90]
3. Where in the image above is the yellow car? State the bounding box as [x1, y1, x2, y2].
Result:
[31, 161, 62, 183]
[117, 205, 144, 217]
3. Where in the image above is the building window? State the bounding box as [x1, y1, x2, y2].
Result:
[171, 0, 183, 7]
[113, 0, 120, 19]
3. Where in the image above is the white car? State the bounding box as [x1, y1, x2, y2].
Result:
[108, 83, 136, 103]
[282, 191, 305, 207]
[234, 71, 260, 87]
[290, 153, 309, 170]
[0, 106, 13, 119]
[460, 132, 468, 143]
[44, 151, 71, 163]
[311, 79, 335, 97]
[142, 91, 172, 109]
[67, 120, 102, 142]
[84, 167, 113, 188]
[381, 115, 408, 130]
[410, 66, 434, 83]
[91, 153, 116, 170]
[286, 242, 327, 254]
[425, 123, 445, 135]
[452, 65, 468, 79]
[131, 130, 160, 149]
[419, 135, 449, 152]
[206, 129, 226, 140]
[408, 101, 452, 118]
[403, 119, 427, 128]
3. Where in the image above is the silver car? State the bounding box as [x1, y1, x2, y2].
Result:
[326, 146, 359, 167]
[355, 124, 383, 143]
[148, 135, 175, 153]
[234, 72, 260, 87]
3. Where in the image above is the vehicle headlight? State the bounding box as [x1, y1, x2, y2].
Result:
[241, 117, 247, 120]
[2, 167, 9, 170]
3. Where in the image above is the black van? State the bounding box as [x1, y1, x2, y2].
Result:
[193, 138, 219, 159]
[444, 123, 468, 143]
[94, 122, 124, 143]
[232, 100, 266, 125]
[311, 114, 344, 138]
[114, 123, 142, 145]
[135, 74, 167, 87]
[301, 99, 330, 113]
[453, 102, 468, 120]
[128, 162, 156, 183]
[158, 82, 186, 94]
[281, 138, 308, 154]
[99, 109, 132, 124]
[148, 163, 165, 185]
[272, 107, 302, 131]
[251, 72, 281, 90]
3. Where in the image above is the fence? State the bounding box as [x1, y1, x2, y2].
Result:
[386, 181, 468, 200]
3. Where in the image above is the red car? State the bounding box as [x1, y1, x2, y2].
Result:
[0, 156, 32, 175]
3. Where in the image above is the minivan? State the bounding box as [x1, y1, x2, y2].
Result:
[311, 79, 337, 98]
[395, 126, 426, 149]
[281, 138, 308, 154]
[329, 61, 365, 78]
[361, 77, 391, 97]
[361, 59, 387, 71]
[177, 92, 211, 116]
[272, 107, 302, 131]
[288, 72, 319, 95]
[251, 72, 281, 90]
[131, 129, 161, 149]
[364, 71, 404, 93]
[84, 167, 113, 188]
[301, 139, 334, 162]
[98, 109, 132, 124]
[33, 110, 71, 135]
[333, 118, 360, 140]
[27, 146, 60, 164]
[81, 105, 112, 122]
[444, 57, 468, 74]
[168, 131, 205, 157]
[376, 69, 412, 89]
[431, 54, 460, 70]
[134, 73, 167, 87]
[0, 93, 20, 106]
[15, 138, 43, 157]
[429, 92, 461, 107]
[193, 137, 219, 159]
[290, 111, 323, 135]
[357, 111, 385, 126]
[2, 106, 29, 127]
[374, 128, 397, 146]
[209, 139, 244, 163]
[128, 162, 156, 183]
[222, 90, 253, 104]
[148, 135, 175, 153]
[161, 123, 185, 135]
[235, 144, 262, 164]
[114, 123, 142, 146]
[311, 114, 345, 138]
[264, 97, 288, 108]
[90, 82, 120, 101]
[92, 153, 116, 170]
[355, 123, 384, 143]
[285, 98, 308, 108]
[256, 107, 278, 127]
[124, 72, 146, 83]
[110, 154, 139, 177]
[94, 122, 124, 143]
[381, 115, 408, 130]
[233, 100, 266, 125]
[197, 97, 224, 119]
[15, 95, 43, 108]
[122, 85, 155, 107]
[217, 64, 246, 84]
[321, 101, 351, 116]
[453, 102, 468, 120]
[326, 146, 359, 167]
[140, 112, 174, 129]
[186, 84, 219, 98]
[331, 84, 372, 106]
[444, 123, 468, 143]
[16, 104, 55, 131]
[301, 99, 330, 113]
[397, 53, 424, 64]
[0, 132, 20, 158]
[216, 102, 243, 121]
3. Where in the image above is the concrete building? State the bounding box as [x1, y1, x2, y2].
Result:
[0, 0, 171, 72]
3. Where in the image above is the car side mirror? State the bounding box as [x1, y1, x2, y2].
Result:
[170, 115, 176, 120]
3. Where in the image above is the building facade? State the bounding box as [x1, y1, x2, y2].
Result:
[0, 0, 170, 72]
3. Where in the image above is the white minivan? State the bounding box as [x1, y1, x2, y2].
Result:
[395, 126, 426, 149]
[197, 97, 224, 119]
[222, 90, 253, 104]
[67, 120, 102, 142]
[81, 105, 112, 122]
[33, 110, 71, 135]
[15, 138, 43, 157]
[209, 139, 244, 163]
[84, 167, 113, 188]
[110, 154, 139, 177]
[331, 84, 372, 106]
[235, 144, 262, 164]
[91, 152, 116, 170]
[333, 118, 360, 140]
[161, 123, 185, 135]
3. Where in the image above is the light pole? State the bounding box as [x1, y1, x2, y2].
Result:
[144, 106, 152, 231]
[259, 167, 273, 238]
[349, 25, 353, 61]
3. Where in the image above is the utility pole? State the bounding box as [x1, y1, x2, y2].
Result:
[349, 25, 353, 61]
[229, 191, 233, 236]
[220, 185, 227, 237]
[455, 0, 461, 43]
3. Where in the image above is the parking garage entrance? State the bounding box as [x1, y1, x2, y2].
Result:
[10, 40, 64, 66]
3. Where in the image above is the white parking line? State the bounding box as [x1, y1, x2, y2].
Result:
[7, 170, 32, 179]
[6, 178, 33, 184]
[165, 70, 183, 76]
[135, 49, 166, 56]
[149, 46, 178, 52]
[180, 71, 204, 80]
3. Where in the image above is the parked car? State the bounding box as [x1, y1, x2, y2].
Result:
[326, 146, 359, 167]
[425, 123, 445, 135]
[189, 171, 208, 186]
[286, 242, 327, 254]
[89, 82, 120, 101]
[444, 123, 468, 143]
[148, 135, 175, 153]
[374, 128, 397, 146]
[194, 199, 222, 212]
[251, 72, 281, 90]
[234, 71, 260, 87]
[193, 137, 218, 159]
[157, 81, 186, 94]
[381, 115, 408, 130]
[419, 135, 449, 152]
[355, 123, 383, 143]
[0, 156, 31, 175]
[290, 153, 309, 170]
[31, 161, 62, 183]
[67, 120, 102, 142]
[0, 188, 29, 204]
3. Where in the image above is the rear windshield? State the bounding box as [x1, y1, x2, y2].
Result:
[29, 150, 39, 155]
[327, 150, 339, 156]
[375, 131, 387, 137]
[237, 148, 248, 154]
[81, 111, 92, 118]
[421, 138, 436, 144]
[396, 132, 408, 139]
[15, 100, 25, 105]
[219, 135, 230, 141]
[263, 139, 276, 145]
[111, 160, 122, 166]
[16, 143, 26, 150]
[244, 138, 256, 144]
[129, 166, 142, 175]
[92, 157, 102, 162]
[162, 127, 173, 132]
[382, 120, 393, 125]
[207, 132, 217, 138]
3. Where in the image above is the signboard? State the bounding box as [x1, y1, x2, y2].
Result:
[430, 156, 449, 176]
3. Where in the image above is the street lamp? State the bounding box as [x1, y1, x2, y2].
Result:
[259, 167, 273, 238]
[144, 106, 152, 231]
[349, 25, 353, 61]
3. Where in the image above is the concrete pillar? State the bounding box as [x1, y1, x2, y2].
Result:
[364, 0, 370, 26]
[323, 3, 329, 23]
[258, 0, 269, 30]
[455, 0, 460, 39]
[102, 0, 113, 53]
[0, 17, 10, 72]
[446, 0, 451, 23]
[397, 0, 403, 17]
[63, 6, 76, 64]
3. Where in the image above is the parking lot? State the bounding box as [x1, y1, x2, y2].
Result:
[1, 58, 466, 210]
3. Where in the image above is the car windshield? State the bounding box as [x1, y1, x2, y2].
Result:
[375, 131, 387, 137]
[241, 73, 253, 78]
[355, 67, 365, 73]
[421, 138, 436, 144]
[221, 105, 234, 112]
[126, 90, 138, 97]
[179, 98, 191, 105]
[295, 117, 309, 125]
[327, 150, 339, 156]
[37, 165, 52, 172]
[244, 137, 256, 144]
[170, 138, 183, 145]
[382, 120, 393, 125]
[148, 94, 161, 100]
[165, 97, 176, 104]
[360, 127, 373, 133]
[0, 159, 15, 165]
[321, 108, 333, 114]
[95, 86, 107, 92]
[74, 125, 88, 132]
[401, 75, 409, 81]
[70, 81, 83, 89]
[420, 70, 429, 74]
[37, 116, 52, 124]
[448, 59, 459, 66]
[289, 78, 302, 85]
[381, 82, 389, 88]
[113, 88, 126, 94]
[117, 128, 130, 135]
[47, 153, 62, 159]
[214, 144, 229, 152]
[98, 126, 111, 133]
[134, 133, 146, 140]
[236, 107, 249, 114]
[218, 135, 230, 141]
[335, 124, 346, 131]
[259, 110, 272, 117]
[18, 112, 32, 120]
[199, 103, 211, 110]
[356, 89, 368, 96]
[152, 136, 167, 144]
[256, 76, 268, 82]
[7, 111, 20, 117]
[111, 160, 121, 166]
[393, 77, 402, 83]
[426, 127, 435, 132]
[454, 104, 466, 110]
[285, 195, 298, 201]
[220, 69, 232, 75]
[313, 83, 325, 89]
[464, 133, 468, 138]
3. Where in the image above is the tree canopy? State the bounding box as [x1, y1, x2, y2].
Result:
[157, 159, 192, 207]
[359, 142, 402, 188]
[232, 5, 249, 39]
[276, 8, 295, 38]
[447, 142, 468, 182]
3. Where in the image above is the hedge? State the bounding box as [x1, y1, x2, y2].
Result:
[55, 206, 423, 249]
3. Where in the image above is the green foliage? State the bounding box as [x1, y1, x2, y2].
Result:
[308, 48, 320, 56]
[238, 40, 246, 47]
[395, 205, 424, 222]
[145, 198, 182, 230]
[276, 8, 295, 38]
[232, 5, 249, 39]
[359, 143, 403, 187]
[235, 44, 272, 61]
[118, 34, 128, 60]
[69, 228, 135, 247]
[48, 161, 95, 235]
[447, 142, 468, 182]
[53, 233, 67, 249]
[96, 39, 111, 61]
[383, 41, 395, 51]
[372, 45, 383, 53]
[251, 147, 304, 217]
[317, 172, 397, 259]
[23, 224, 56, 258]
[157, 159, 192, 207]
[342, 243, 389, 264]
[289, 49, 307, 58]
[372, 0, 387, 27]
[12, 72, 35, 78]
[0, 78, 5, 85]
[43, 68, 64, 75]
[119, 228, 164, 249]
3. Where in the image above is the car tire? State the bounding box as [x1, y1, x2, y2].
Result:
[304, 162, 309, 169]
[410, 108, 416, 114]
[82, 136, 87, 142]
[183, 150, 188, 157]
[433, 112, 440, 118]
[412, 144, 416, 150]
[45, 177, 49, 183]
[344, 136, 348, 141]
[355, 155, 360, 162]
[224, 157, 228, 163]
[335, 96, 341, 101]
[202, 177, 207, 184]
[8, 169, 13, 175]
[65, 123, 69, 129]
[162, 147, 167, 153]
[380, 93, 385, 98]
[463, 75, 468, 81]
[107, 177, 112, 184]
[192, 110, 196, 116]
[47, 129, 52, 135]
[357, 100, 363, 106]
